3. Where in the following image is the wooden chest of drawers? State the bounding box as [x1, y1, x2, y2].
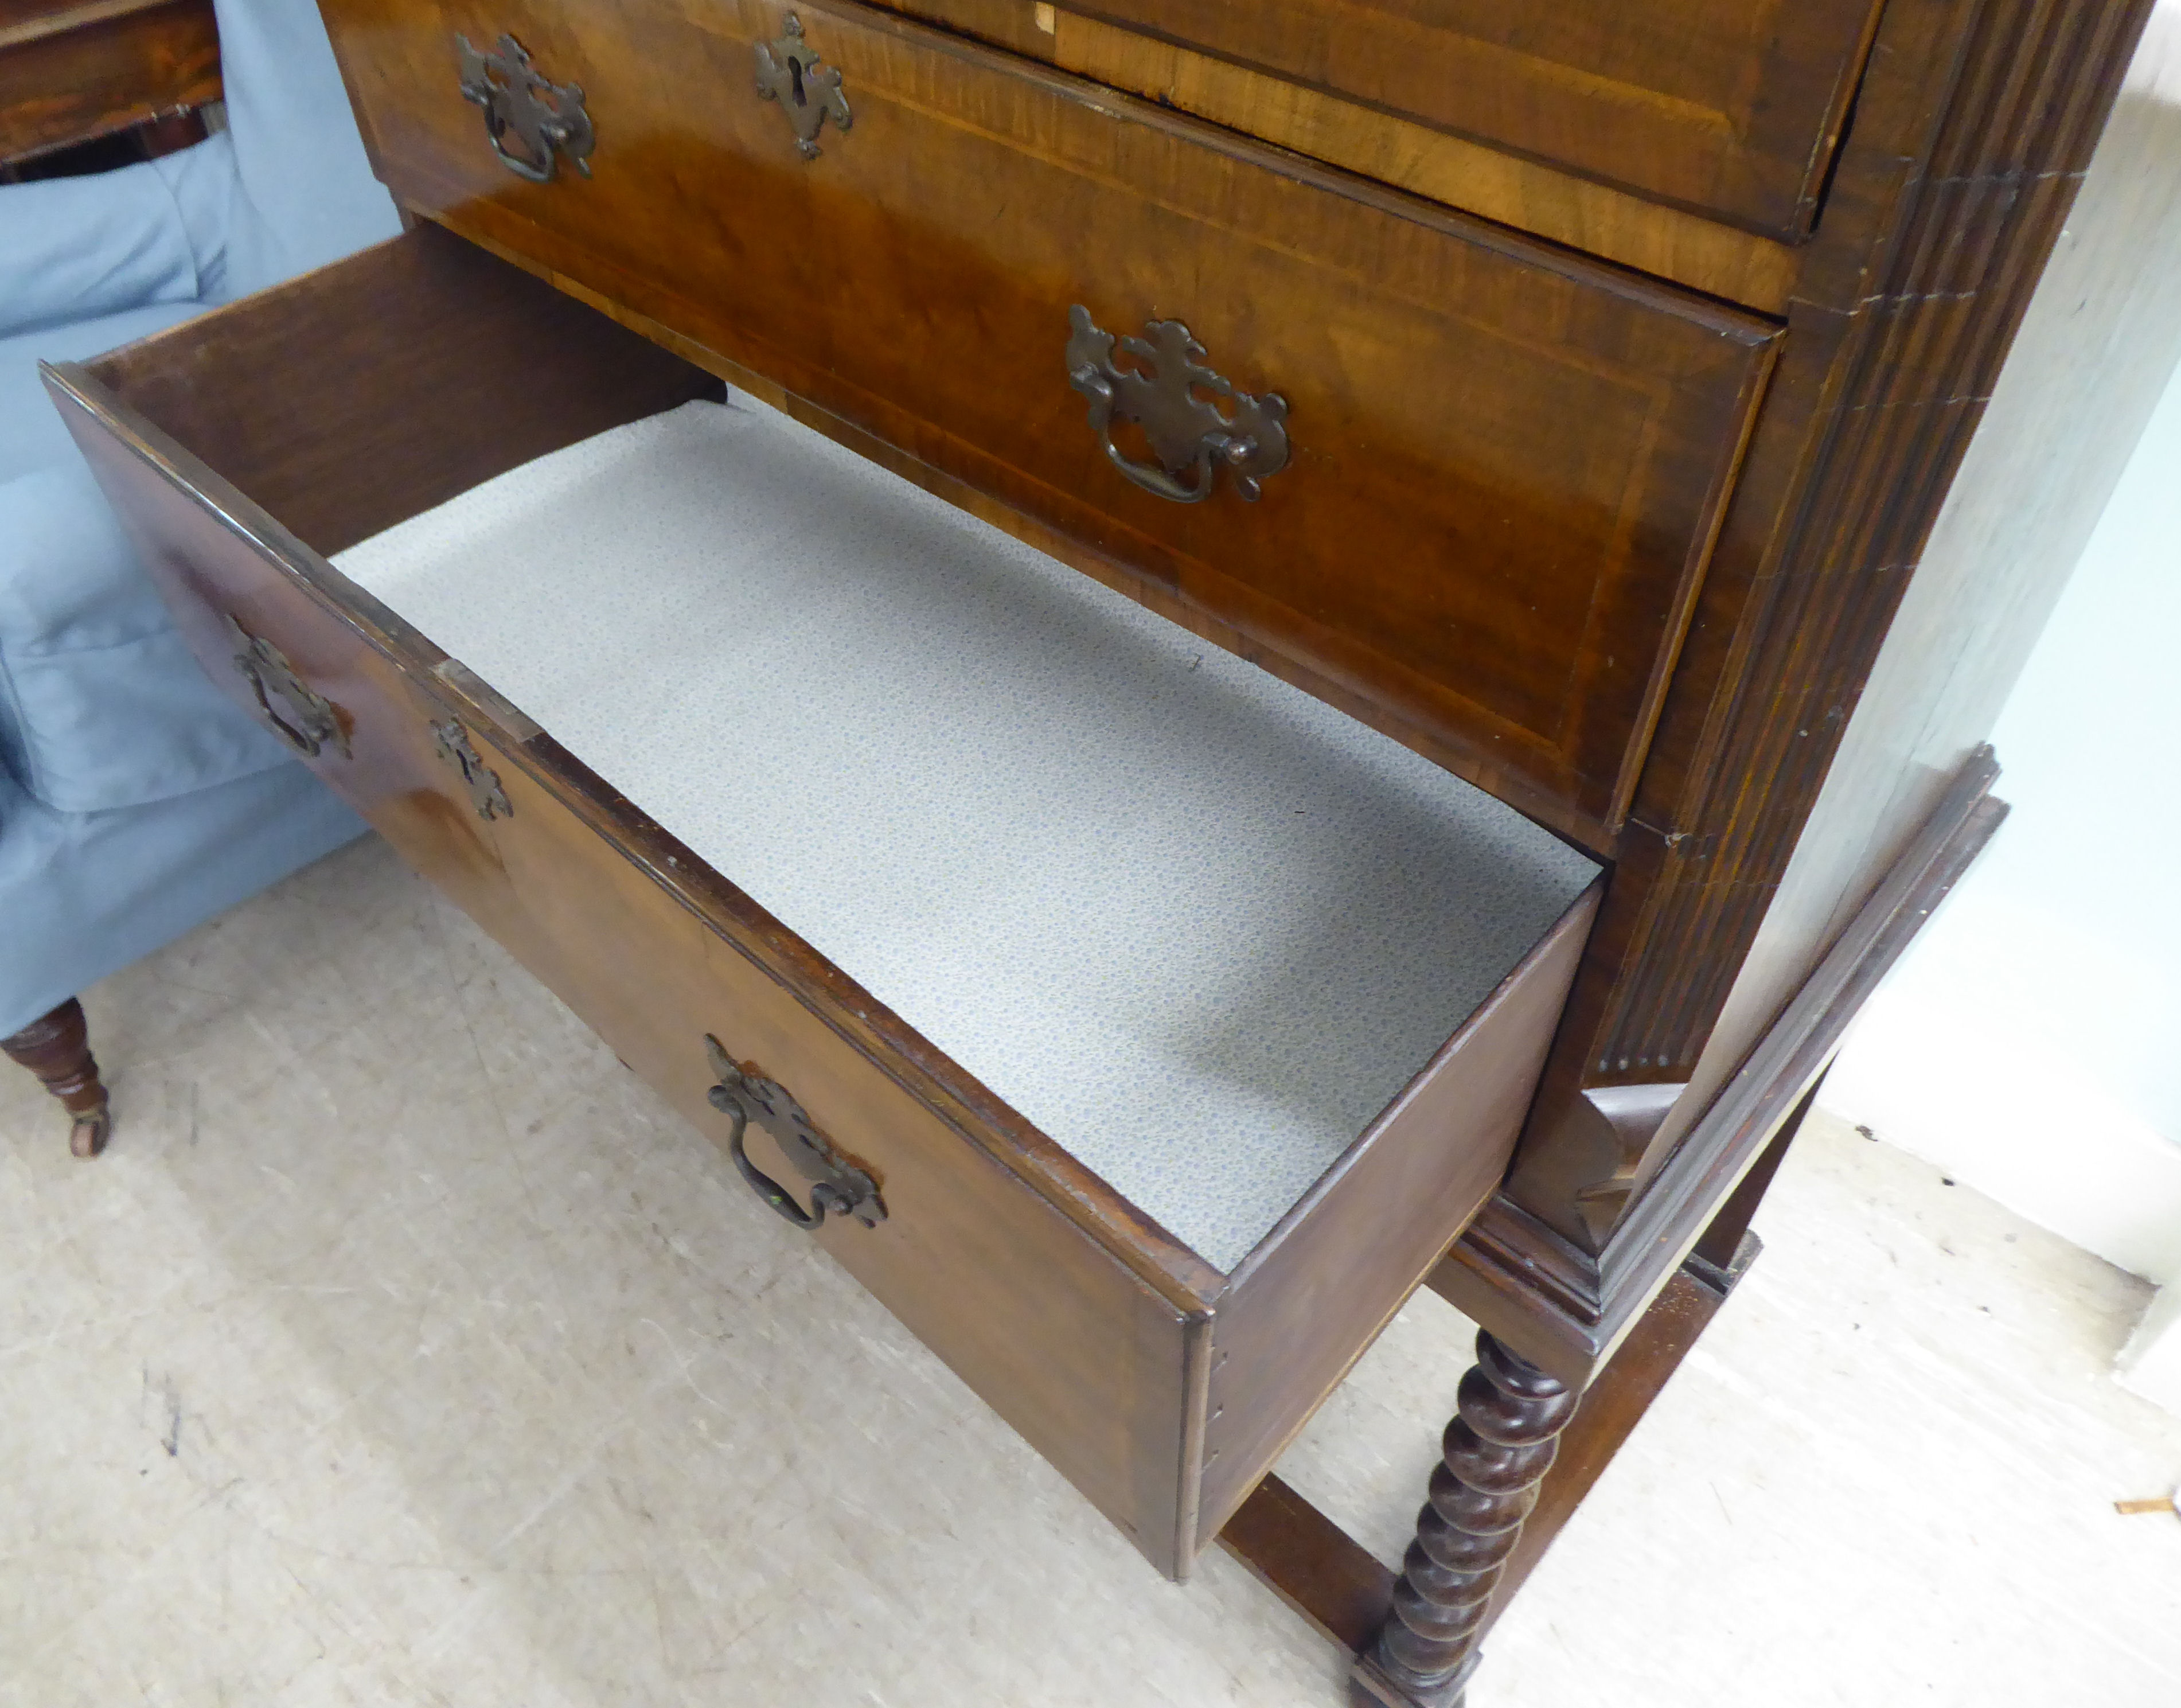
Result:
[41, 0, 2153, 1699]
[48, 226, 1602, 1577]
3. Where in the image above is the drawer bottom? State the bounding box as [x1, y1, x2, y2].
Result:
[333, 394, 1597, 1272]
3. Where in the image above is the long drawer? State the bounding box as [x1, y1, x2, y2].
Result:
[892, 0, 1885, 240]
[44, 227, 1599, 1577]
[318, 0, 1777, 844]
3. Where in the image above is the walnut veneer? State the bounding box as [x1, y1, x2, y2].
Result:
[39, 0, 2156, 1700]
[0, 0, 219, 166]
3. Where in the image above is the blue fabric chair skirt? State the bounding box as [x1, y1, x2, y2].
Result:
[0, 0, 399, 1046]
[0, 762, 365, 1038]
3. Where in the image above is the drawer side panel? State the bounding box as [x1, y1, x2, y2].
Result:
[82, 225, 721, 557]
[1196, 882, 1599, 1555]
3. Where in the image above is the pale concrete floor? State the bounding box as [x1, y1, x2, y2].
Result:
[4, 835, 2178, 1707]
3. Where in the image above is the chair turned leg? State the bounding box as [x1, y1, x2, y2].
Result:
[1351, 1332, 1579, 1708]
[2, 998, 112, 1158]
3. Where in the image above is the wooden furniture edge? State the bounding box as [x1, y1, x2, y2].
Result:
[417, 210, 1626, 859]
[0, 0, 195, 54]
[1433, 742, 2008, 1383]
[1496, 0, 2153, 1256]
[1191, 885, 1603, 1555]
[879, 0, 1800, 313]
[0, 0, 220, 167]
[1212, 1112, 1790, 1670]
[1218, 1474, 1394, 1655]
[1363, 783, 2025, 1703]
[1217, 756, 2003, 1666]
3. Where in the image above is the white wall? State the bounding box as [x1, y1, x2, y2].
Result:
[1821, 357, 2181, 1282]
[1819, 9, 2181, 1406]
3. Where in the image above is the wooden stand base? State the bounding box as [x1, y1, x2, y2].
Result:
[1348, 1648, 1477, 1708]
[1361, 1333, 1577, 1703]
[1223, 1210, 1773, 1708]
[2, 997, 112, 1157]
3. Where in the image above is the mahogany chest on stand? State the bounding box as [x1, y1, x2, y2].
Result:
[43, 1, 2154, 1701]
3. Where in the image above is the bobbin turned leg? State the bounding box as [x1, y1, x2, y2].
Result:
[1351, 1332, 1578, 1707]
[2, 999, 112, 1158]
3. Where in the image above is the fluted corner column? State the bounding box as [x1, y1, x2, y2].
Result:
[1351, 1331, 1578, 1708]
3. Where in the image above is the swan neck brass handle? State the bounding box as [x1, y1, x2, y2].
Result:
[1066, 305, 1290, 504]
[705, 1036, 885, 1231]
[456, 33, 594, 184]
[227, 615, 349, 760]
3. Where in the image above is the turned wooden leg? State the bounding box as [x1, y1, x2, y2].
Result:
[1352, 1332, 1579, 1708]
[2, 998, 112, 1158]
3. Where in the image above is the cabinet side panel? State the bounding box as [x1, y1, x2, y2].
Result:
[1489, 0, 2159, 1252]
[1670, 5, 2181, 1159]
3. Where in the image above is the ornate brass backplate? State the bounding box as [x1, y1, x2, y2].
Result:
[1065, 305, 1291, 504]
[455, 33, 595, 184]
[431, 719, 513, 820]
[225, 615, 349, 759]
[754, 14, 851, 159]
[705, 1035, 885, 1230]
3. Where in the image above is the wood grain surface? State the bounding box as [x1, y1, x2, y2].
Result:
[49, 335, 1208, 1574]
[477, 733, 1208, 1577]
[47, 389, 540, 976]
[1217, 1473, 1392, 1656]
[0, 0, 218, 164]
[1194, 886, 1597, 1555]
[905, 0, 1884, 239]
[1439, 751, 2012, 1383]
[85, 227, 720, 557]
[877, 0, 1801, 311]
[1464, 0, 2157, 1267]
[319, 0, 1779, 842]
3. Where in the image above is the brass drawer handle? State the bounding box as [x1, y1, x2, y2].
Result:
[1066, 306, 1290, 504]
[755, 14, 851, 159]
[456, 33, 594, 184]
[705, 1036, 885, 1230]
[226, 615, 349, 759]
[431, 719, 513, 820]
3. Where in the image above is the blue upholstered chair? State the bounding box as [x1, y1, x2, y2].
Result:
[1, 0, 402, 1153]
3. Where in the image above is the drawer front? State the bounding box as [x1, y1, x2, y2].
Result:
[49, 340, 1205, 1578]
[1004, 0, 1883, 239]
[53, 418, 527, 947]
[323, 0, 1777, 837]
[471, 742, 1201, 1571]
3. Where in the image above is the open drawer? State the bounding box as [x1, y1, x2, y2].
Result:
[45, 226, 1599, 1578]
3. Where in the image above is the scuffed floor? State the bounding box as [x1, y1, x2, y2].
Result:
[4, 835, 2177, 1706]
